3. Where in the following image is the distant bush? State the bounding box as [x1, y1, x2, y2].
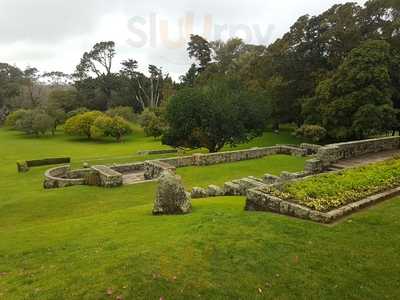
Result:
[295, 125, 327, 143]
[106, 106, 136, 122]
[65, 111, 132, 142]
[5, 109, 29, 128]
[139, 108, 167, 139]
[91, 115, 132, 142]
[66, 107, 90, 119]
[13, 109, 55, 136]
[64, 111, 104, 139]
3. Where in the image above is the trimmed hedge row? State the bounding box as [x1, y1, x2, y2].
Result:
[17, 157, 71, 172]
[268, 158, 400, 212]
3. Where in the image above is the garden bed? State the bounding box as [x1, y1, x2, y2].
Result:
[266, 158, 400, 212]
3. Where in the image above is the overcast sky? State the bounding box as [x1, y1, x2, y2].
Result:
[0, 0, 367, 80]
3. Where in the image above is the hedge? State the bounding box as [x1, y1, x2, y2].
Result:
[17, 157, 71, 172]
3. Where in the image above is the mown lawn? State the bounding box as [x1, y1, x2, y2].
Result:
[0, 127, 400, 299]
[177, 155, 306, 189]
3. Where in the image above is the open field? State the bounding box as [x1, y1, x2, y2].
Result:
[1, 127, 400, 299]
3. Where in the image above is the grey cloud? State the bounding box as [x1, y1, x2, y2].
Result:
[0, 0, 368, 79]
[0, 0, 110, 44]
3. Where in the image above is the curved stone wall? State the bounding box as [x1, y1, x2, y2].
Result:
[44, 165, 88, 189]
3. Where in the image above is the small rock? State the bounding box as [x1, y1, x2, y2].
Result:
[207, 185, 223, 197]
[191, 187, 207, 198]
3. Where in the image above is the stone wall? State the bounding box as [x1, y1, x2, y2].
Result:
[190, 170, 310, 200]
[17, 157, 71, 173]
[42, 144, 310, 189]
[144, 161, 177, 180]
[44, 165, 87, 189]
[300, 143, 322, 155]
[138, 149, 178, 156]
[155, 145, 307, 169]
[44, 165, 123, 189]
[91, 165, 123, 188]
[316, 136, 400, 166]
[110, 162, 144, 174]
[245, 186, 400, 224]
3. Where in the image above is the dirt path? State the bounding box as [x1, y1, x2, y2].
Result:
[334, 149, 400, 169]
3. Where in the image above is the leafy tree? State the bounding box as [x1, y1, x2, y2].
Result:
[4, 109, 29, 128]
[210, 38, 247, 73]
[42, 71, 72, 87]
[163, 79, 269, 152]
[23, 67, 42, 108]
[31, 112, 56, 136]
[13, 109, 54, 136]
[139, 108, 167, 139]
[120, 59, 166, 110]
[187, 35, 212, 71]
[0, 63, 23, 122]
[295, 125, 327, 143]
[43, 103, 67, 134]
[179, 64, 198, 87]
[91, 115, 132, 142]
[106, 106, 136, 122]
[75, 41, 117, 109]
[47, 89, 79, 113]
[317, 40, 393, 139]
[64, 111, 104, 139]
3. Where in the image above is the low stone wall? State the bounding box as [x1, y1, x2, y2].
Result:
[44, 165, 122, 189]
[44, 165, 87, 189]
[300, 143, 322, 155]
[316, 136, 400, 167]
[190, 170, 310, 200]
[110, 162, 144, 174]
[144, 161, 176, 180]
[18, 157, 71, 173]
[138, 149, 178, 155]
[155, 145, 307, 169]
[91, 165, 123, 188]
[304, 159, 324, 174]
[43, 144, 310, 189]
[245, 186, 400, 224]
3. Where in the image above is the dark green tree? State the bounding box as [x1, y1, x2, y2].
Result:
[163, 79, 269, 152]
[318, 40, 394, 139]
[187, 35, 212, 71]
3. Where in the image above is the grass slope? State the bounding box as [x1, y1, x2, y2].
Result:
[0, 127, 399, 299]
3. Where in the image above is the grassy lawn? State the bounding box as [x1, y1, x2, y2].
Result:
[177, 155, 306, 189]
[1, 127, 400, 299]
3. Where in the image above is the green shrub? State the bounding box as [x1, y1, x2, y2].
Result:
[26, 157, 71, 167]
[91, 115, 132, 142]
[64, 111, 104, 139]
[269, 159, 400, 212]
[139, 108, 167, 139]
[295, 125, 327, 142]
[5, 109, 29, 128]
[13, 110, 55, 136]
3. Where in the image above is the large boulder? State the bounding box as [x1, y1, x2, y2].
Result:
[153, 171, 192, 215]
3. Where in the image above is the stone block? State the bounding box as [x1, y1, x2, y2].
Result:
[153, 172, 191, 215]
[207, 185, 224, 197]
[191, 187, 207, 199]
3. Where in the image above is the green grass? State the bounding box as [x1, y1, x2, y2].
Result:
[177, 155, 306, 189]
[271, 158, 400, 212]
[1, 127, 400, 299]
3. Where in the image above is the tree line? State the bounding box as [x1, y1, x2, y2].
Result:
[0, 0, 399, 150]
